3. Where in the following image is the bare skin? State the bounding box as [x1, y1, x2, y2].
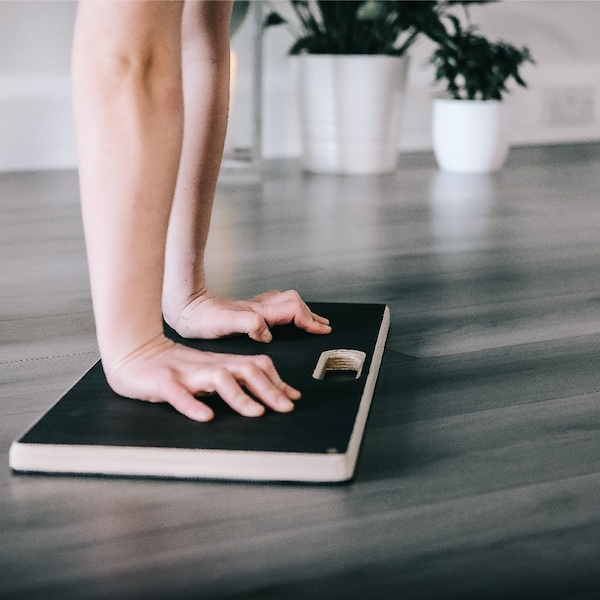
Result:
[72, 0, 330, 423]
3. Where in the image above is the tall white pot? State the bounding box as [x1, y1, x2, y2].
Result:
[298, 55, 408, 175]
[432, 98, 509, 174]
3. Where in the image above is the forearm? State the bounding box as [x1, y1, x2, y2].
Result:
[72, 3, 184, 366]
[162, 0, 232, 317]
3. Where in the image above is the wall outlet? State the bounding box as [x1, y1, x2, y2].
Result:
[542, 86, 595, 125]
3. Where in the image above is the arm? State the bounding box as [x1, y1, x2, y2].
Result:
[72, 0, 299, 422]
[161, 0, 331, 342]
[72, 0, 184, 367]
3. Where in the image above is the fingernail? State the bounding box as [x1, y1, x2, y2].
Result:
[277, 397, 295, 412]
[276, 380, 300, 400]
[245, 405, 265, 417]
[195, 406, 214, 422]
[261, 330, 273, 343]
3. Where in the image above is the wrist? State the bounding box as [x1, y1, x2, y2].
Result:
[162, 287, 212, 337]
[93, 305, 168, 370]
[100, 330, 174, 376]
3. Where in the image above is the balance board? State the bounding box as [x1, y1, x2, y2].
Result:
[9, 303, 389, 483]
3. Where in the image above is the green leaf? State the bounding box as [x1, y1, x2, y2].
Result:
[263, 12, 287, 28]
[356, 1, 387, 21]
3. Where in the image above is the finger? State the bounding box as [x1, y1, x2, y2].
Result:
[256, 289, 304, 309]
[310, 311, 330, 326]
[250, 290, 280, 303]
[300, 311, 332, 333]
[160, 380, 215, 423]
[213, 367, 265, 417]
[249, 354, 301, 401]
[258, 296, 332, 335]
[235, 362, 296, 413]
[213, 309, 273, 343]
[273, 291, 331, 326]
[274, 378, 302, 401]
[243, 312, 273, 343]
[258, 290, 331, 331]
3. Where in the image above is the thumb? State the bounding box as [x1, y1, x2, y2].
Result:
[247, 315, 273, 343]
[226, 310, 272, 343]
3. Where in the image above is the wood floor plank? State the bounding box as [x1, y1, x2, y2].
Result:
[1, 146, 599, 599]
[2, 473, 598, 599]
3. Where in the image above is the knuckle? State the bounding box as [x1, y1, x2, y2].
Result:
[239, 361, 260, 379]
[253, 354, 274, 370]
[154, 371, 179, 399]
[249, 312, 265, 329]
[213, 366, 232, 384]
[283, 289, 301, 302]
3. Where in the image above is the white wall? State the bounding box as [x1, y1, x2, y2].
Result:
[260, 0, 600, 157]
[0, 0, 77, 171]
[1, 0, 600, 171]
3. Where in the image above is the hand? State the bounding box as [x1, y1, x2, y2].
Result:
[104, 334, 301, 422]
[165, 289, 331, 342]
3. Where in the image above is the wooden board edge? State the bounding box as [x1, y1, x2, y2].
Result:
[9, 304, 391, 484]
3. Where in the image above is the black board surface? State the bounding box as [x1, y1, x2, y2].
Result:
[10, 303, 389, 482]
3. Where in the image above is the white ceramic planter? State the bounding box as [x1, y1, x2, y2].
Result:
[298, 55, 408, 175]
[432, 98, 509, 174]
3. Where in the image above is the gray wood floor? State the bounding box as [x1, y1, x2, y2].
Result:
[1, 145, 600, 600]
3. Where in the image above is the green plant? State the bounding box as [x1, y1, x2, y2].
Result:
[263, 0, 447, 56]
[230, 1, 250, 37]
[431, 2, 534, 100]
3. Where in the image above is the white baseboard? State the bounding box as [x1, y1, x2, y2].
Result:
[0, 77, 77, 172]
[263, 62, 600, 159]
[1, 64, 599, 172]
[399, 63, 600, 153]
